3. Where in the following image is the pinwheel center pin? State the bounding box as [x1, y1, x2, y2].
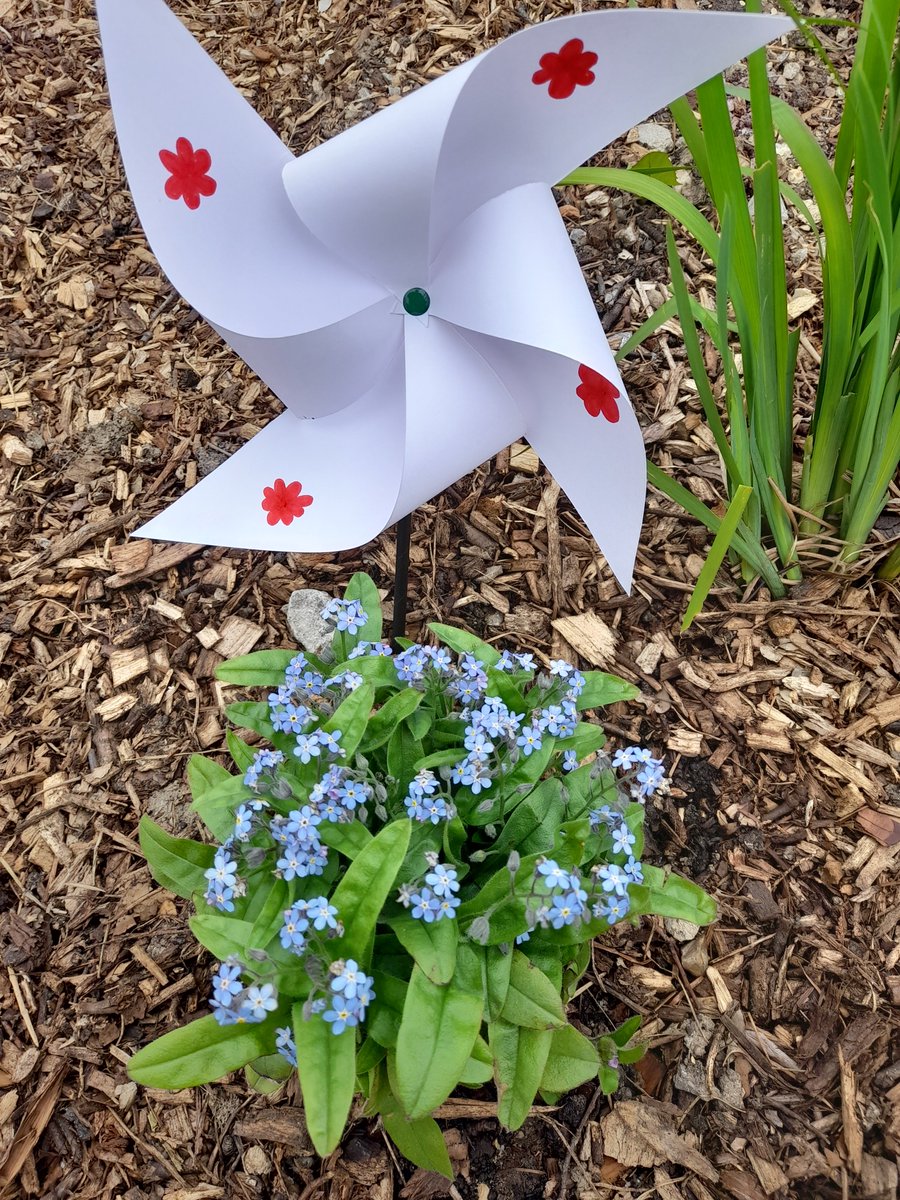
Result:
[402, 288, 431, 316]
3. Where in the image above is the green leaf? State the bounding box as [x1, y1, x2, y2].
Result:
[389, 913, 458, 985]
[293, 1002, 356, 1156]
[359, 689, 424, 753]
[631, 150, 678, 186]
[575, 672, 639, 710]
[191, 774, 249, 842]
[246, 1051, 293, 1095]
[216, 649, 300, 687]
[387, 721, 424, 790]
[138, 816, 214, 899]
[344, 572, 384, 645]
[491, 1020, 553, 1131]
[225, 700, 276, 740]
[368, 972, 409, 1048]
[317, 819, 373, 860]
[539, 1025, 600, 1094]
[611, 1015, 642, 1047]
[395, 964, 484, 1119]
[427, 623, 501, 668]
[187, 754, 231, 803]
[190, 913, 256, 962]
[598, 1064, 620, 1095]
[226, 730, 257, 774]
[330, 820, 412, 964]
[483, 946, 513, 1022]
[247, 876, 290, 952]
[500, 951, 567, 1030]
[129, 1011, 283, 1089]
[491, 779, 566, 858]
[460, 1035, 494, 1086]
[630, 866, 717, 925]
[321, 682, 376, 760]
[382, 1112, 453, 1178]
[682, 485, 753, 630]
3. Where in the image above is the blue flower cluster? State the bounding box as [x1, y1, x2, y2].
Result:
[404, 769, 454, 823]
[279, 895, 340, 955]
[204, 846, 242, 911]
[611, 745, 667, 800]
[322, 598, 367, 634]
[209, 960, 278, 1026]
[323, 958, 375, 1035]
[401, 861, 461, 923]
[275, 1025, 297, 1067]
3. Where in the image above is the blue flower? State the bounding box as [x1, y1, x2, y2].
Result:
[275, 1026, 298, 1067]
[562, 750, 578, 773]
[513, 652, 535, 671]
[395, 645, 430, 683]
[322, 597, 368, 634]
[330, 959, 367, 1000]
[205, 847, 239, 890]
[233, 805, 254, 840]
[328, 671, 364, 693]
[549, 659, 574, 678]
[316, 728, 344, 757]
[271, 702, 312, 734]
[612, 747, 637, 770]
[516, 725, 543, 756]
[537, 859, 577, 890]
[495, 650, 516, 672]
[240, 983, 278, 1022]
[597, 863, 629, 896]
[611, 824, 637, 856]
[280, 904, 309, 954]
[243, 748, 285, 790]
[411, 769, 439, 796]
[515, 930, 531, 945]
[204, 880, 236, 912]
[549, 893, 582, 928]
[565, 671, 586, 700]
[284, 652, 309, 682]
[464, 727, 494, 757]
[429, 647, 453, 673]
[211, 961, 243, 1006]
[336, 778, 370, 809]
[293, 733, 321, 764]
[405, 793, 427, 821]
[285, 805, 322, 844]
[436, 894, 461, 920]
[425, 863, 459, 897]
[589, 805, 618, 830]
[593, 893, 631, 923]
[306, 897, 339, 931]
[636, 762, 666, 798]
[411, 887, 441, 922]
[622, 855, 644, 884]
[322, 1003, 359, 1035]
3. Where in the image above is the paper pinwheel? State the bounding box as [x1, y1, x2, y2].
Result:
[98, 2, 791, 589]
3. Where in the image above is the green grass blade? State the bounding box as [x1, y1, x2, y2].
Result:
[682, 485, 753, 629]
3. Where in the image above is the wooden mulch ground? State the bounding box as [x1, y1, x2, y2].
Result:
[2, 0, 899, 1197]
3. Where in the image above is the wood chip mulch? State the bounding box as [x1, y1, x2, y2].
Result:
[1, 1, 898, 1198]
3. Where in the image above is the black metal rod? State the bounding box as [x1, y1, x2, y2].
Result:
[391, 512, 412, 647]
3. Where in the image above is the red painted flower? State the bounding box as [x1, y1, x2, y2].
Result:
[159, 137, 217, 210]
[577, 365, 620, 423]
[261, 478, 314, 526]
[532, 38, 598, 100]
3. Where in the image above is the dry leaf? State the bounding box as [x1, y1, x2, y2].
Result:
[856, 807, 900, 847]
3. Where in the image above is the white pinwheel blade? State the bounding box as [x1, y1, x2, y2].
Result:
[96, 0, 385, 339]
[213, 299, 401, 420]
[430, 10, 793, 252]
[388, 316, 524, 520]
[432, 182, 610, 380]
[465, 332, 645, 591]
[135, 353, 406, 552]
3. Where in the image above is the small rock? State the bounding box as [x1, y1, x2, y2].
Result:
[242, 1146, 270, 1175]
[286, 588, 334, 657]
[633, 122, 674, 153]
[665, 917, 701, 943]
[682, 935, 710, 978]
[782, 60, 801, 81]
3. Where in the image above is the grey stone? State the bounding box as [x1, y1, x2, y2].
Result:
[286, 588, 334, 657]
[633, 122, 674, 153]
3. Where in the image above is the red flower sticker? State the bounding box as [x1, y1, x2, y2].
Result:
[532, 39, 598, 100]
[159, 137, 217, 210]
[577, 365, 620, 423]
[261, 479, 314, 526]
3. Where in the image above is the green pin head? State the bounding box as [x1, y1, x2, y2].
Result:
[402, 287, 430, 316]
